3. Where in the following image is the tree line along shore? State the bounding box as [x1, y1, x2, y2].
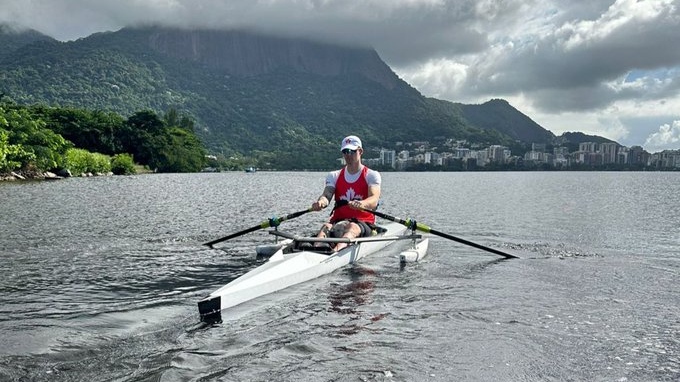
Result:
[1, 102, 208, 181]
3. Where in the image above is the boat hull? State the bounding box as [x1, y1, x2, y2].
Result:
[198, 222, 408, 322]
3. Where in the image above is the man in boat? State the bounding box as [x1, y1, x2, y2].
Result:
[311, 135, 381, 251]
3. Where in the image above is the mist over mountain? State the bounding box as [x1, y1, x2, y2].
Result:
[0, 25, 606, 166]
[0, 24, 54, 61]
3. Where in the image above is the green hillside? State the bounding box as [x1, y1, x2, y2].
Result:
[458, 99, 556, 143]
[0, 26, 557, 169]
[0, 25, 53, 61]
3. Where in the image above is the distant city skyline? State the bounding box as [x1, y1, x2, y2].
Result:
[365, 140, 678, 170]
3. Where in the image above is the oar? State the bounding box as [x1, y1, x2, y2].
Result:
[360, 208, 518, 259]
[204, 208, 313, 248]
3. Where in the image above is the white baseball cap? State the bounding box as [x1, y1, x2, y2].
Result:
[340, 135, 362, 151]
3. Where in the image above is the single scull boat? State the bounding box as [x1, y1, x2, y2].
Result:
[198, 221, 428, 323]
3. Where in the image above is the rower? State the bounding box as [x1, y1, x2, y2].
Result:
[310, 135, 381, 252]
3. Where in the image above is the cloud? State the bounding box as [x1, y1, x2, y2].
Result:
[1, 0, 680, 151]
[436, 0, 680, 100]
[644, 120, 680, 152]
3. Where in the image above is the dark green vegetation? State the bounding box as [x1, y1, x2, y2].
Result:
[554, 131, 618, 153]
[0, 102, 207, 177]
[457, 99, 556, 143]
[0, 25, 602, 171]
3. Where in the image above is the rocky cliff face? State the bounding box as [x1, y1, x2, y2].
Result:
[142, 27, 400, 89]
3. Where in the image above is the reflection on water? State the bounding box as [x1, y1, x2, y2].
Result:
[1, 172, 678, 381]
[326, 266, 385, 338]
[328, 267, 376, 315]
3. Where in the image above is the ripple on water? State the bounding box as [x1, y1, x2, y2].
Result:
[2, 172, 680, 381]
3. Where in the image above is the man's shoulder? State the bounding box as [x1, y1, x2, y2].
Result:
[365, 167, 381, 185]
[325, 169, 341, 185]
[365, 166, 380, 175]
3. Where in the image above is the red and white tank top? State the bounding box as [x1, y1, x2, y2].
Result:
[330, 166, 376, 224]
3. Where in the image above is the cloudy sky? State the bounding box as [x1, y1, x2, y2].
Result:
[2, 0, 680, 152]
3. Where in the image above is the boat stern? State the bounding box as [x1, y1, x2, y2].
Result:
[198, 295, 222, 324]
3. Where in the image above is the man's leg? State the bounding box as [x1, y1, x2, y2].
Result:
[314, 223, 333, 247]
[333, 222, 363, 252]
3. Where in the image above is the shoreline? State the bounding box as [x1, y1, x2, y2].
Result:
[1, 164, 154, 182]
[0, 170, 115, 182]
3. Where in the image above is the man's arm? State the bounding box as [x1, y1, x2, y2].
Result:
[349, 184, 380, 210]
[312, 186, 335, 211]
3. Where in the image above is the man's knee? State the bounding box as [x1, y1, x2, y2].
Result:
[330, 221, 349, 237]
[319, 223, 333, 237]
[355, 221, 372, 237]
[344, 222, 367, 238]
[329, 220, 371, 238]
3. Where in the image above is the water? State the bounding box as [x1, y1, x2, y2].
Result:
[0, 172, 678, 381]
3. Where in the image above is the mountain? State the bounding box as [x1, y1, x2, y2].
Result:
[145, 28, 401, 88]
[0, 25, 54, 62]
[458, 99, 556, 143]
[555, 131, 619, 152]
[0, 25, 561, 167]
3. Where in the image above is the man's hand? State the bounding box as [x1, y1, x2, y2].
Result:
[312, 196, 329, 211]
[348, 200, 364, 210]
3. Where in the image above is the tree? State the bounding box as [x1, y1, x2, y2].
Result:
[0, 129, 33, 173]
[110, 153, 136, 175]
[119, 109, 206, 172]
[153, 127, 206, 172]
[40, 107, 126, 155]
[2, 106, 70, 171]
[117, 110, 165, 166]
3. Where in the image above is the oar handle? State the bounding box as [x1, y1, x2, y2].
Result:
[277, 208, 314, 223]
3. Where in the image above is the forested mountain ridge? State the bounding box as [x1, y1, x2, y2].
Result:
[0, 25, 53, 62]
[0, 25, 598, 169]
[458, 99, 556, 143]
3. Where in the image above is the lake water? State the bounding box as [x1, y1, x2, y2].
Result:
[0, 172, 678, 381]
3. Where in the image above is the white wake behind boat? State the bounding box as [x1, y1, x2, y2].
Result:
[198, 221, 427, 323]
